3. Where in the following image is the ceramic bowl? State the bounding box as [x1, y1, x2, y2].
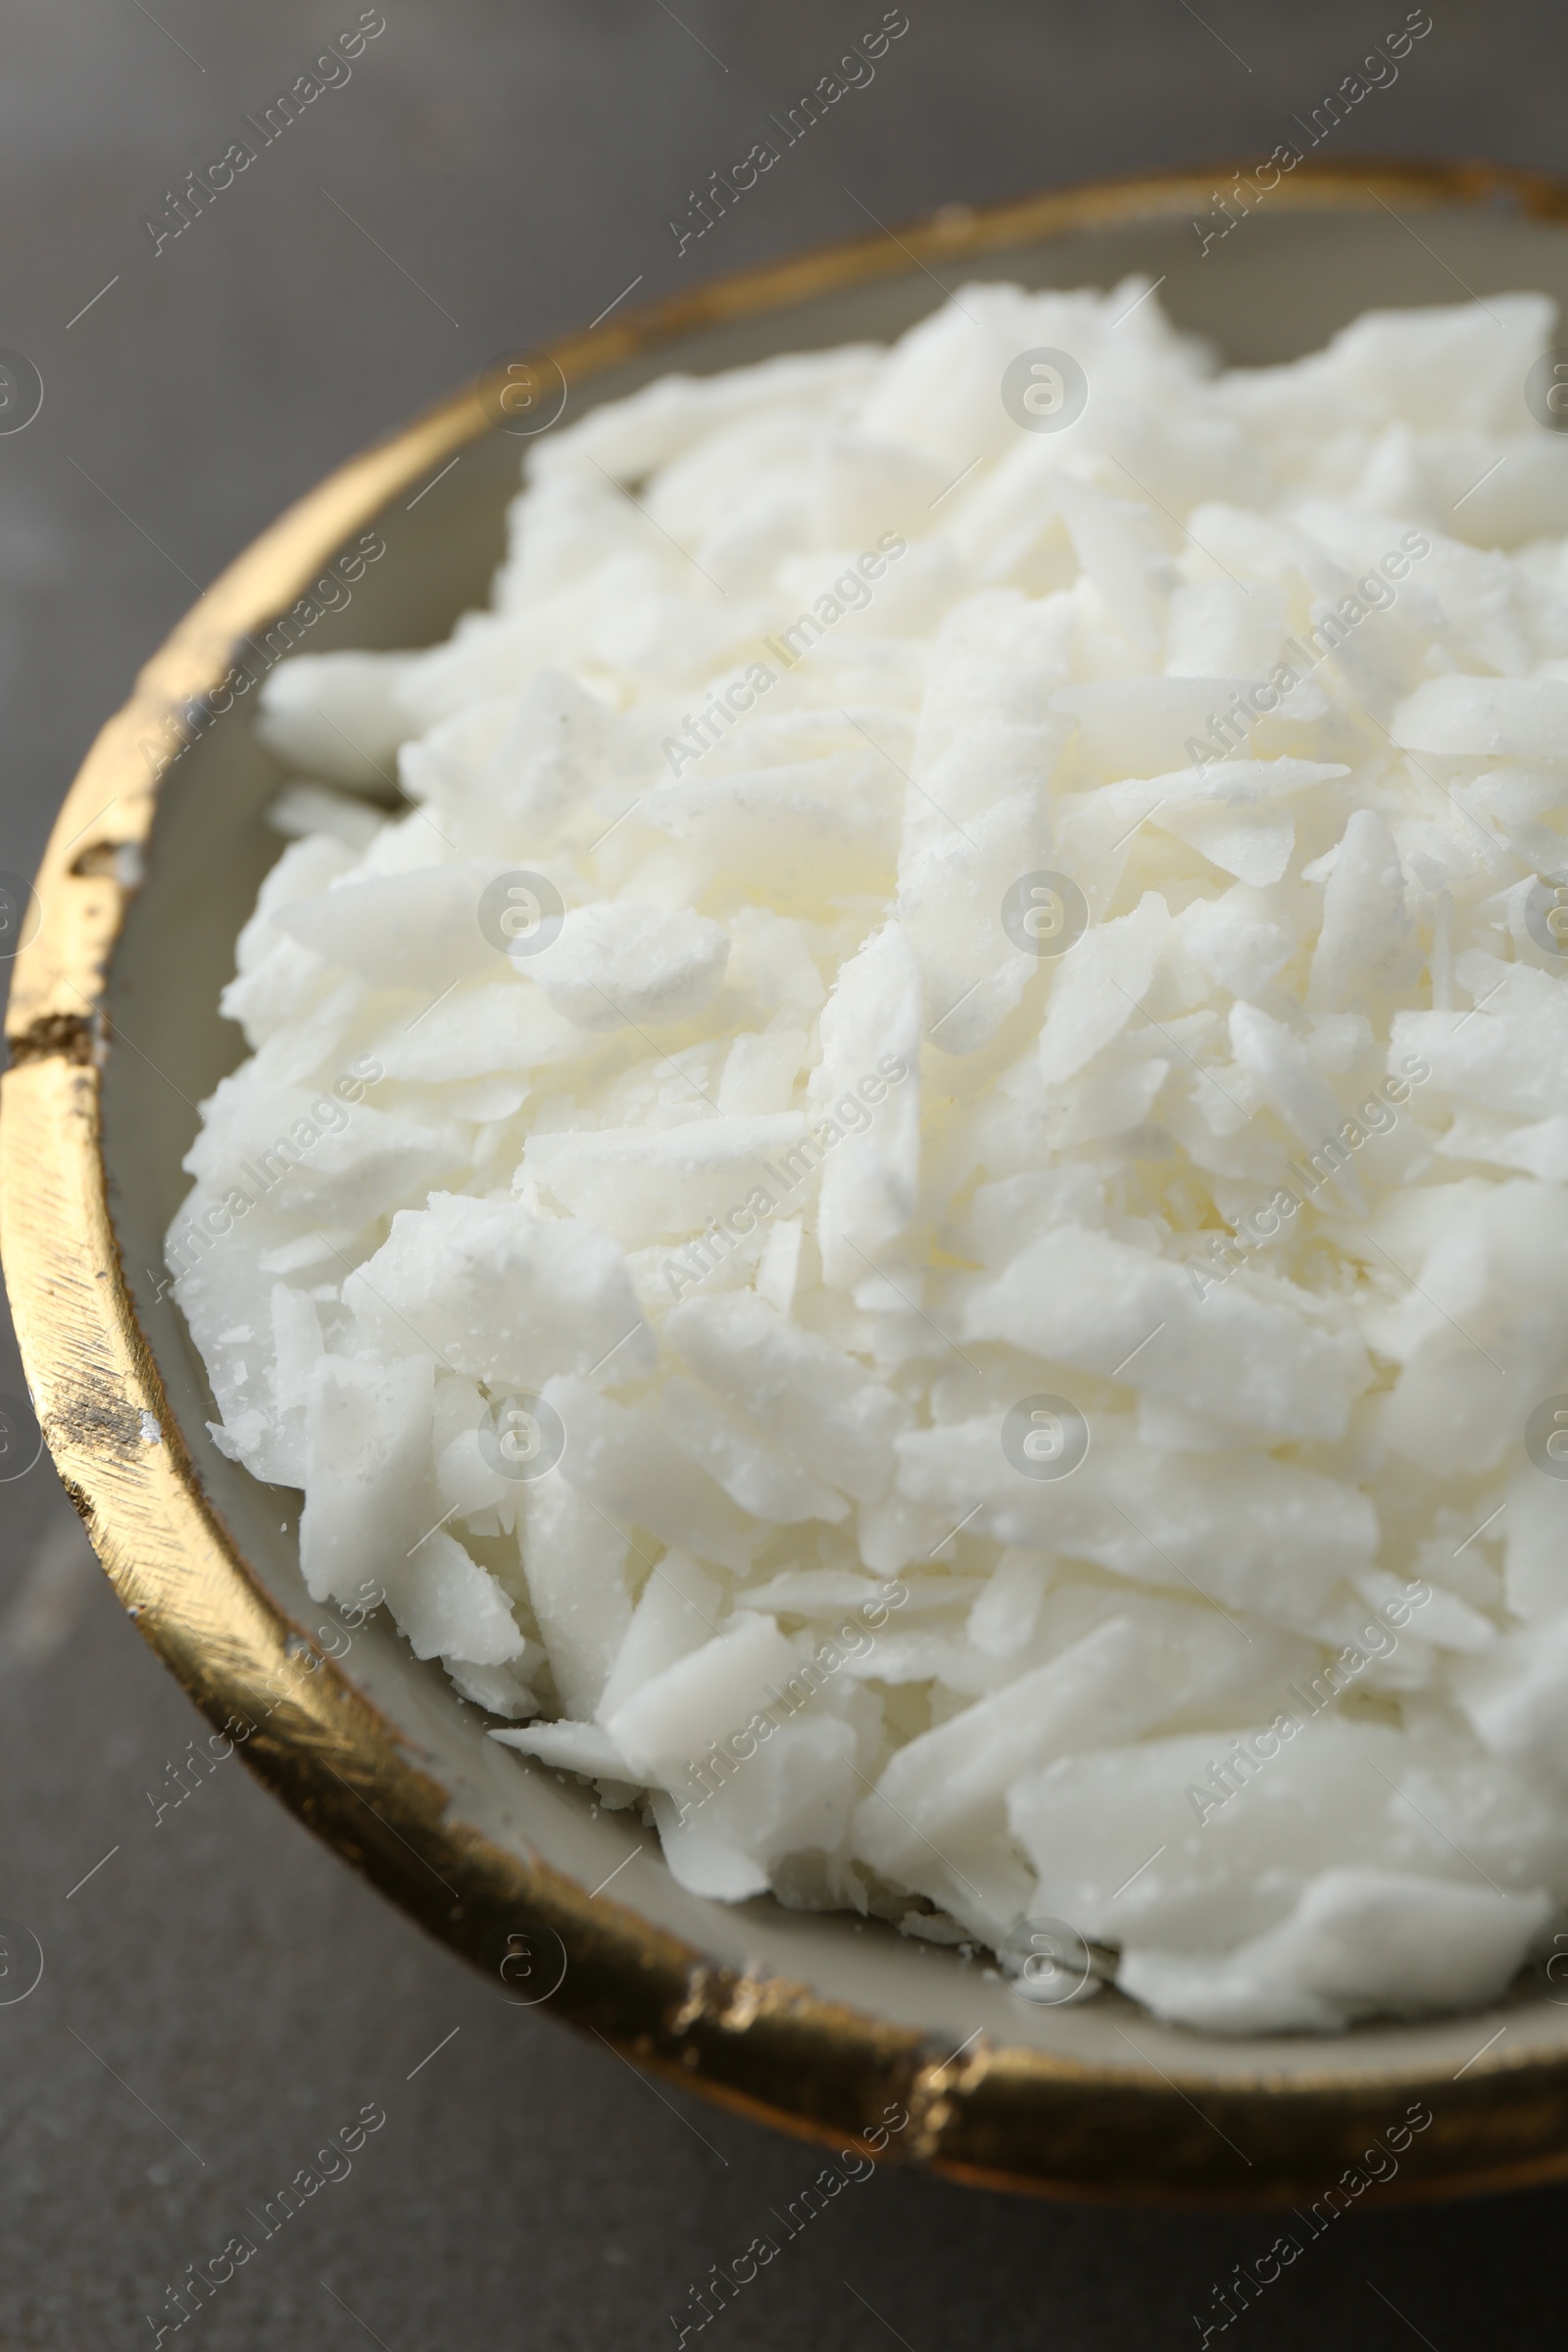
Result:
[10, 159, 1568, 2204]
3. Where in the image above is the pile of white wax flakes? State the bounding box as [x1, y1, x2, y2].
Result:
[171, 280, 1568, 2034]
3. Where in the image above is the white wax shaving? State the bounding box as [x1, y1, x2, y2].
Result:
[171, 281, 1568, 2033]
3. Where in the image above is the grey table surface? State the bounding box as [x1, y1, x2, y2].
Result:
[4, 2, 1568, 2344]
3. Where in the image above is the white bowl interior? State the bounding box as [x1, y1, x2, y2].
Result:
[102, 193, 1568, 2079]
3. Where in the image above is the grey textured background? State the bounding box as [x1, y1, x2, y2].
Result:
[5, 3, 1568, 2345]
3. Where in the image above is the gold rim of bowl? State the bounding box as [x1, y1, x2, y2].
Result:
[8, 156, 1568, 2207]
